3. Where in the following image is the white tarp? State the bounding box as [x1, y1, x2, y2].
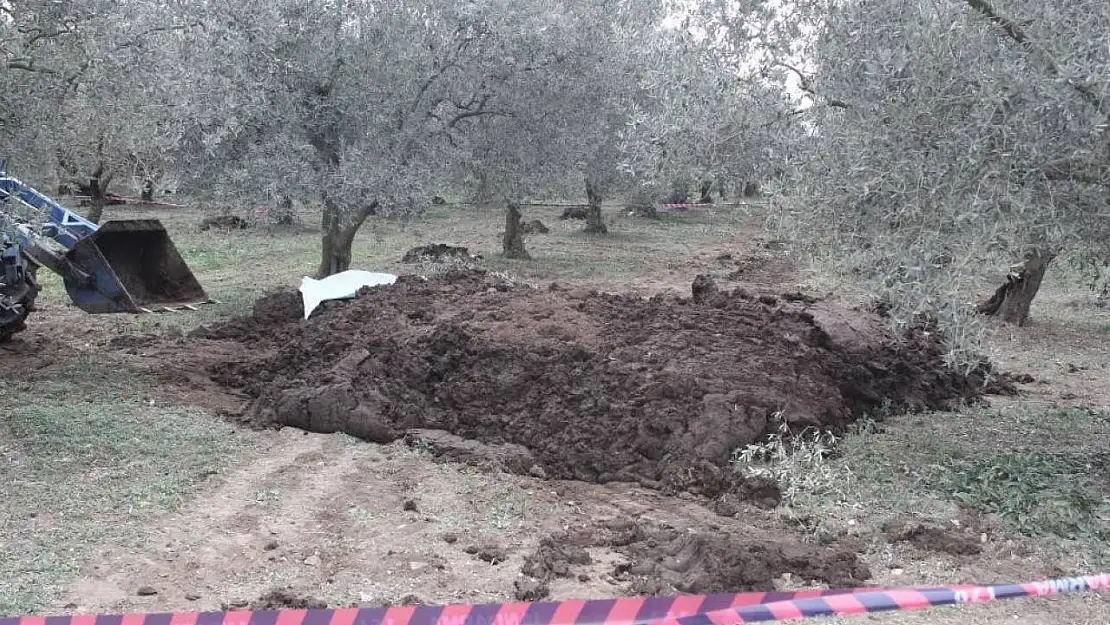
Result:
[299, 269, 397, 319]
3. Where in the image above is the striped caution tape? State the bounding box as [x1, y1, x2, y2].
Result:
[655, 573, 1110, 624]
[0, 590, 870, 625]
[2, 573, 1107, 625]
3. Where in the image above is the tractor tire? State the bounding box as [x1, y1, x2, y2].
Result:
[0, 265, 40, 343]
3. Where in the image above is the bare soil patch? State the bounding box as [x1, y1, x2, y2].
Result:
[181, 269, 998, 503]
[882, 519, 985, 556]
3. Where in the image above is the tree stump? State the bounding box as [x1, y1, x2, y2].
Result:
[502, 203, 530, 259]
[977, 250, 1055, 326]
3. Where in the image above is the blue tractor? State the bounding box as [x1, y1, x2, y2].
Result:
[1, 160, 210, 341]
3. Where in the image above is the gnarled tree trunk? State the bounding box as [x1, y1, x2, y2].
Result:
[85, 163, 113, 224]
[316, 192, 378, 278]
[697, 180, 713, 204]
[977, 249, 1055, 325]
[502, 202, 530, 259]
[583, 176, 607, 234]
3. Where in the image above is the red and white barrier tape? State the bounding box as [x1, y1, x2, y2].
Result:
[3, 573, 1107, 625]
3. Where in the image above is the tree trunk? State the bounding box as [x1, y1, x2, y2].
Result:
[583, 177, 608, 234]
[472, 170, 496, 207]
[85, 163, 113, 224]
[502, 202, 530, 259]
[316, 193, 378, 278]
[697, 180, 713, 204]
[977, 249, 1055, 326]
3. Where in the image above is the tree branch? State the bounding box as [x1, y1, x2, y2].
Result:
[446, 109, 510, 129]
[5, 59, 58, 74]
[114, 23, 201, 50]
[1040, 157, 1110, 186]
[965, 0, 1110, 121]
[773, 61, 852, 111]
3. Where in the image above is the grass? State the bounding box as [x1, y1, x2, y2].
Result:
[0, 365, 245, 615]
[741, 402, 1110, 566]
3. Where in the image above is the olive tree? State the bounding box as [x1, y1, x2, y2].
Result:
[457, 1, 678, 235]
[2, 1, 200, 219]
[614, 4, 804, 207]
[760, 0, 1109, 336]
[188, 0, 673, 276]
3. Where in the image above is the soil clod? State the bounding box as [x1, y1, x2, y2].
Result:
[882, 519, 984, 556]
[241, 587, 328, 610]
[401, 244, 480, 264]
[520, 519, 870, 595]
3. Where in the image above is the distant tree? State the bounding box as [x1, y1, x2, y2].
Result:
[1, 0, 200, 220]
[614, 6, 800, 206]
[188, 0, 676, 276]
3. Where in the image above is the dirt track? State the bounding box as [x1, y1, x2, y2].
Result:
[181, 269, 996, 505]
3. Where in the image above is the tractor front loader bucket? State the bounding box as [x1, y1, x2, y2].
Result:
[60, 219, 211, 314]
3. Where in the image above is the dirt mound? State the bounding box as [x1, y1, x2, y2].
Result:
[199, 215, 250, 231]
[882, 519, 984, 556]
[192, 269, 993, 499]
[228, 587, 327, 610]
[521, 219, 550, 234]
[560, 205, 588, 220]
[401, 244, 481, 264]
[519, 519, 870, 598]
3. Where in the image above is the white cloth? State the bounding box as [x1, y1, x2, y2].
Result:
[299, 270, 397, 319]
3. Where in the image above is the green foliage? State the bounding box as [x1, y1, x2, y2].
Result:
[731, 417, 846, 505]
[921, 451, 1110, 540]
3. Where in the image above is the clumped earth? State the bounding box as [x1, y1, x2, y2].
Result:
[882, 519, 985, 556]
[227, 587, 327, 610]
[190, 269, 996, 501]
[517, 519, 870, 599]
[400, 243, 481, 264]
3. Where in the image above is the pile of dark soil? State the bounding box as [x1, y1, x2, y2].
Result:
[560, 205, 589, 220]
[192, 269, 994, 499]
[518, 519, 870, 599]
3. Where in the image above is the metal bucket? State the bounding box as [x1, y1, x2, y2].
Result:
[61, 219, 210, 313]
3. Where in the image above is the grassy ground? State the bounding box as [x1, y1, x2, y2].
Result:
[3, 198, 1108, 620]
[0, 364, 247, 615]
